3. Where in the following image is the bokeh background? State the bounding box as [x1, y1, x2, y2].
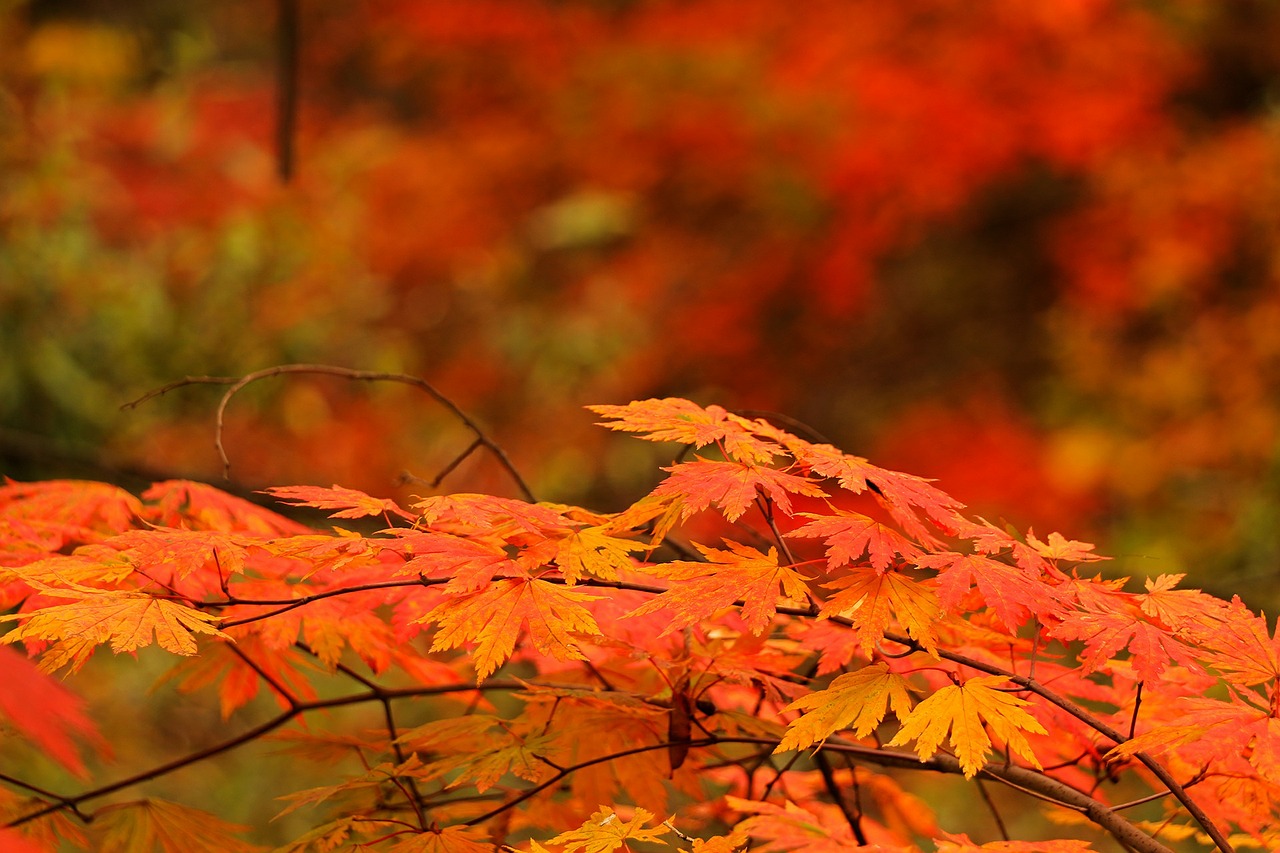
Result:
[3, 0, 1280, 609]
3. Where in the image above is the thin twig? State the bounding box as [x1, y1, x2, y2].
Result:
[123, 365, 535, 501]
[976, 778, 1010, 841]
[814, 750, 867, 844]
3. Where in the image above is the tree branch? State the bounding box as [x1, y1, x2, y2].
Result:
[123, 364, 535, 501]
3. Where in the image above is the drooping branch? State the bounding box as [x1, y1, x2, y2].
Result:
[3, 680, 524, 831]
[123, 364, 535, 501]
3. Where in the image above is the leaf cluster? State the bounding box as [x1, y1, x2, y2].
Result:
[1, 399, 1276, 852]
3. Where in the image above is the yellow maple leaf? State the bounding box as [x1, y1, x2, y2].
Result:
[556, 526, 646, 583]
[1, 586, 227, 673]
[776, 662, 913, 752]
[548, 806, 670, 853]
[819, 567, 939, 656]
[888, 675, 1046, 778]
[426, 578, 602, 679]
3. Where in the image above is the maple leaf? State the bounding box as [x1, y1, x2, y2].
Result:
[260, 530, 384, 577]
[262, 484, 415, 521]
[397, 715, 556, 792]
[1106, 695, 1275, 771]
[2, 584, 227, 673]
[590, 398, 740, 447]
[105, 528, 252, 582]
[0, 645, 100, 776]
[276, 755, 425, 820]
[1135, 573, 1229, 642]
[270, 815, 365, 853]
[776, 662, 913, 752]
[888, 675, 1047, 778]
[608, 494, 684, 546]
[653, 459, 826, 522]
[681, 830, 749, 853]
[789, 509, 921, 572]
[0, 479, 142, 544]
[93, 798, 260, 853]
[555, 525, 646, 583]
[818, 567, 939, 655]
[726, 796, 861, 852]
[301, 602, 396, 671]
[385, 825, 497, 853]
[916, 551, 1059, 631]
[791, 445, 965, 528]
[140, 480, 310, 535]
[425, 578, 602, 679]
[412, 494, 568, 535]
[589, 399, 783, 465]
[161, 637, 317, 718]
[627, 541, 810, 635]
[548, 806, 670, 853]
[1049, 599, 1204, 683]
[1199, 597, 1280, 686]
[1025, 530, 1106, 563]
[387, 528, 517, 591]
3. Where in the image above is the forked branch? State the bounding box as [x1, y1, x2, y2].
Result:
[123, 364, 535, 500]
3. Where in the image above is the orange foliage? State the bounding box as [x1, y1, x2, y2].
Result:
[0, 398, 1274, 851]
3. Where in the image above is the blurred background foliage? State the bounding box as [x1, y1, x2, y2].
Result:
[2, 0, 1280, 610]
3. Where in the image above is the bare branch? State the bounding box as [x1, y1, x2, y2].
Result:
[124, 364, 535, 500]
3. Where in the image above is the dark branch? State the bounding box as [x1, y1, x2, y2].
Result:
[123, 364, 535, 501]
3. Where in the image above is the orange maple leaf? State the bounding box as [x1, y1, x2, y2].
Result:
[888, 675, 1047, 778]
[412, 493, 569, 535]
[398, 716, 557, 792]
[263, 484, 416, 521]
[789, 509, 921, 572]
[1025, 530, 1106, 563]
[1050, 598, 1204, 683]
[916, 551, 1060, 631]
[0, 479, 143, 540]
[387, 528, 517, 591]
[726, 796, 858, 852]
[627, 541, 810, 635]
[590, 398, 742, 447]
[654, 459, 826, 522]
[141, 480, 310, 535]
[589, 398, 782, 464]
[1135, 573, 1230, 643]
[425, 577, 602, 679]
[792, 445, 965, 528]
[1107, 694, 1272, 764]
[392, 825, 497, 853]
[818, 566, 939, 655]
[93, 798, 259, 853]
[1196, 596, 1280, 687]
